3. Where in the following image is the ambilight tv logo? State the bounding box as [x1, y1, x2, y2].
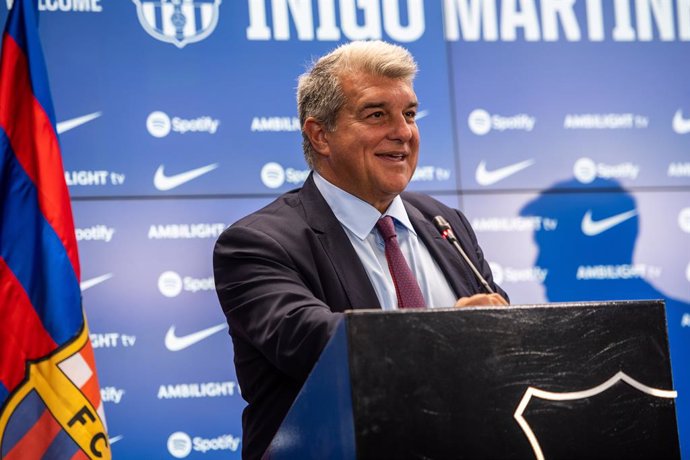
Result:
[133, 0, 222, 48]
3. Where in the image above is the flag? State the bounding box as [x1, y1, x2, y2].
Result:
[0, 1, 111, 458]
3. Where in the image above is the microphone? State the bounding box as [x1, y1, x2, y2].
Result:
[432, 216, 495, 294]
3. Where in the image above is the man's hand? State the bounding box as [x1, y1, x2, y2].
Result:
[454, 293, 509, 308]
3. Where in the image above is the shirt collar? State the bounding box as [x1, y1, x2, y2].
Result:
[313, 171, 416, 240]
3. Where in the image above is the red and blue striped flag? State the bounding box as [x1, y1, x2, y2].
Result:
[0, 1, 110, 458]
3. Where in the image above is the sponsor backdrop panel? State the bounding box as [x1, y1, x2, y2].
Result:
[449, 1, 690, 191]
[73, 197, 273, 458]
[635, 190, 690, 303]
[0, 0, 688, 458]
[19, 0, 458, 197]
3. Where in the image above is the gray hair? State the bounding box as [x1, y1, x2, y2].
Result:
[297, 40, 418, 168]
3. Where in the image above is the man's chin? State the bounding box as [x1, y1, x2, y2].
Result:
[390, 169, 415, 189]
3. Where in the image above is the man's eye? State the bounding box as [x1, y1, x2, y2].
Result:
[405, 111, 417, 119]
[369, 111, 384, 118]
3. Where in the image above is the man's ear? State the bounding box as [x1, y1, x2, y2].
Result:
[303, 117, 330, 157]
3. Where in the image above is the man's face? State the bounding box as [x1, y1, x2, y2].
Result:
[316, 72, 420, 212]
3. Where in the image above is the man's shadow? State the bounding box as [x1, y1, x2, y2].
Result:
[519, 177, 689, 456]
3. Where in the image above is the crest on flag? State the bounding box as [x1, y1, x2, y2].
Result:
[0, 327, 109, 458]
[132, 0, 222, 48]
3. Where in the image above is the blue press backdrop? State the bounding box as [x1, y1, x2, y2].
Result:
[1, 1, 688, 458]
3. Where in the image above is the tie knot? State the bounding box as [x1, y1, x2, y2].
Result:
[376, 216, 397, 241]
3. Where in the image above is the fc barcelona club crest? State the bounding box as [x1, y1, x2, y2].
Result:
[133, 0, 222, 48]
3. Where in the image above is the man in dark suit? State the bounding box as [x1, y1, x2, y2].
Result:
[213, 40, 508, 459]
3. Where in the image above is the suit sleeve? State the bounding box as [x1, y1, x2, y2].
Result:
[213, 224, 342, 382]
[453, 209, 510, 302]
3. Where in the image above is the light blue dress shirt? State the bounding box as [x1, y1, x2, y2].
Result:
[313, 172, 458, 310]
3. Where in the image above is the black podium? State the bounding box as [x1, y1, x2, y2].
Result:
[265, 300, 680, 459]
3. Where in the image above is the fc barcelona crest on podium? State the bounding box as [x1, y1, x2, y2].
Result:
[133, 0, 222, 48]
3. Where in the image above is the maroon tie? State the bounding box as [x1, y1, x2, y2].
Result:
[376, 216, 427, 309]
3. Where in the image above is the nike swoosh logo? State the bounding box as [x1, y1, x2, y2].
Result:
[475, 159, 535, 186]
[154, 163, 218, 191]
[415, 109, 429, 121]
[673, 109, 690, 134]
[581, 209, 637, 236]
[164, 323, 226, 351]
[80, 273, 113, 291]
[109, 435, 124, 445]
[56, 112, 102, 135]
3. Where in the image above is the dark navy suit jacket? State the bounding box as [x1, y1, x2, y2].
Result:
[213, 174, 506, 459]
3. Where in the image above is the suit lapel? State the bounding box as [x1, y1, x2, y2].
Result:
[299, 175, 381, 310]
[404, 201, 480, 299]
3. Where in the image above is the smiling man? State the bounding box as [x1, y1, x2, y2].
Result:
[213, 40, 507, 459]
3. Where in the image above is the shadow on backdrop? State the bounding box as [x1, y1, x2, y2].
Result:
[519, 177, 689, 456]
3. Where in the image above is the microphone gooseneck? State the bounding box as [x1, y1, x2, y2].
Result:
[433, 215, 495, 294]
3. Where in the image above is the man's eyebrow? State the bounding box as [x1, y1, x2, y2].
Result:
[358, 101, 419, 111]
[359, 101, 387, 111]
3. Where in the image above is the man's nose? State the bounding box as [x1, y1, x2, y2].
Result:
[388, 114, 414, 142]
